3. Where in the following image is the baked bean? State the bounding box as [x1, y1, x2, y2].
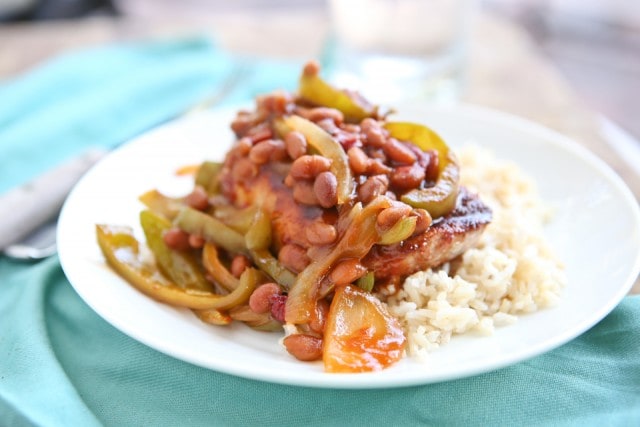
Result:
[342, 124, 361, 133]
[248, 126, 273, 144]
[348, 146, 369, 175]
[366, 158, 392, 175]
[283, 334, 323, 361]
[360, 118, 378, 133]
[184, 186, 209, 211]
[384, 138, 417, 165]
[412, 208, 433, 236]
[424, 149, 440, 182]
[230, 112, 253, 136]
[390, 163, 425, 190]
[284, 174, 296, 187]
[163, 228, 190, 251]
[278, 243, 311, 273]
[306, 107, 344, 125]
[249, 282, 281, 314]
[293, 181, 320, 206]
[249, 139, 287, 164]
[257, 91, 292, 115]
[306, 222, 337, 246]
[309, 299, 330, 334]
[314, 171, 338, 208]
[376, 202, 412, 231]
[284, 131, 308, 159]
[335, 131, 359, 150]
[330, 259, 367, 285]
[231, 157, 258, 182]
[235, 137, 253, 156]
[188, 234, 205, 249]
[316, 118, 339, 134]
[290, 155, 332, 179]
[303, 60, 321, 76]
[269, 293, 287, 323]
[357, 175, 389, 204]
[407, 143, 430, 167]
[230, 254, 251, 278]
[365, 127, 387, 147]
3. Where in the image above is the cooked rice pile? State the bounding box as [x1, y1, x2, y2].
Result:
[385, 145, 566, 359]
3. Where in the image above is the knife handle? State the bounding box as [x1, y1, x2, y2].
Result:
[0, 148, 107, 250]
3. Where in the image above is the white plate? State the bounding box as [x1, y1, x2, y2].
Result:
[58, 104, 640, 388]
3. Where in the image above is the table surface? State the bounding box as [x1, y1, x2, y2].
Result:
[1, 9, 638, 293]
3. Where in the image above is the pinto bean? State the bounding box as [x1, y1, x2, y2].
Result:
[293, 180, 320, 206]
[249, 139, 287, 164]
[269, 293, 287, 323]
[390, 163, 425, 190]
[366, 158, 392, 175]
[309, 299, 330, 334]
[290, 155, 332, 179]
[303, 60, 321, 76]
[342, 124, 361, 133]
[249, 282, 281, 314]
[377, 202, 412, 231]
[348, 146, 370, 175]
[184, 186, 209, 211]
[306, 222, 337, 246]
[230, 254, 251, 278]
[257, 91, 292, 115]
[230, 113, 253, 136]
[163, 228, 191, 251]
[248, 126, 273, 144]
[329, 259, 367, 285]
[278, 243, 311, 273]
[360, 118, 378, 133]
[316, 118, 339, 134]
[357, 174, 389, 204]
[284, 174, 296, 188]
[232, 157, 258, 182]
[314, 171, 338, 208]
[335, 130, 360, 150]
[235, 137, 253, 156]
[283, 334, 323, 361]
[384, 138, 417, 165]
[424, 149, 440, 182]
[412, 208, 433, 236]
[365, 127, 387, 147]
[284, 131, 308, 159]
[306, 107, 344, 125]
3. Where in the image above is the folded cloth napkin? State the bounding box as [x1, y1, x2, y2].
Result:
[1, 37, 639, 427]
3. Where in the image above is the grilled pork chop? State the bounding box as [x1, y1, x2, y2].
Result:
[220, 159, 491, 286]
[362, 187, 491, 282]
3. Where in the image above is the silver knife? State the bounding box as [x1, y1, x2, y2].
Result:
[0, 148, 107, 252]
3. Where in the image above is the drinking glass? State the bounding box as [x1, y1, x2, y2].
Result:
[327, 0, 473, 105]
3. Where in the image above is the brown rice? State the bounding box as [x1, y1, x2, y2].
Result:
[385, 145, 566, 360]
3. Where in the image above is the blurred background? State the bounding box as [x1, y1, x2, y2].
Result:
[1, 0, 638, 140]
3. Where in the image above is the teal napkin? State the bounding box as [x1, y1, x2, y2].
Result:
[1, 38, 639, 427]
[0, 37, 300, 193]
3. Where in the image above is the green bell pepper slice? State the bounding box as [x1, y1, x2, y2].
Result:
[298, 65, 375, 123]
[384, 122, 460, 218]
